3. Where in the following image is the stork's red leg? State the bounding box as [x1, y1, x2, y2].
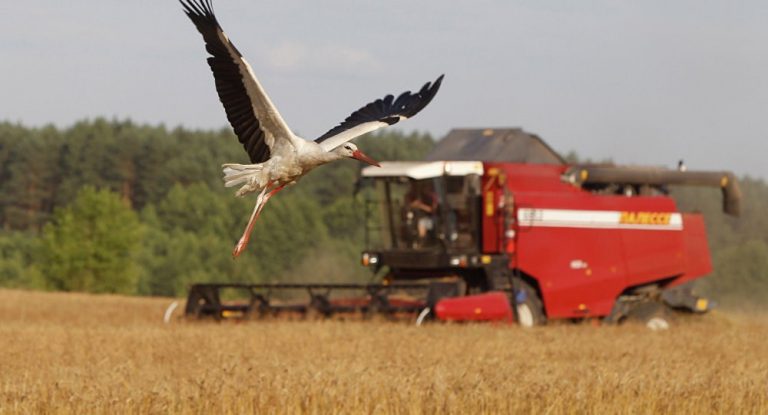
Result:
[233, 184, 270, 258]
[232, 183, 286, 258]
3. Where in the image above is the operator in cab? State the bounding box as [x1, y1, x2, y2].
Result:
[405, 181, 439, 246]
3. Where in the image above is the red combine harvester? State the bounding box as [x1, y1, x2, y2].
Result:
[184, 128, 740, 327]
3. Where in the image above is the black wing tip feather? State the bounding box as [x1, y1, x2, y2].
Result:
[314, 74, 445, 143]
[179, 0, 217, 24]
[431, 74, 445, 90]
[403, 74, 444, 118]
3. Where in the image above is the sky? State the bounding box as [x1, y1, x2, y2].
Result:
[1, 1, 767, 178]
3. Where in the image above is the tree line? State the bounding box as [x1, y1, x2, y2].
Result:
[0, 119, 765, 307]
[0, 119, 433, 296]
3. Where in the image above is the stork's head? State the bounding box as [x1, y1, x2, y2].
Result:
[335, 143, 380, 167]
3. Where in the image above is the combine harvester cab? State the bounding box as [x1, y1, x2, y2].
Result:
[359, 128, 741, 327]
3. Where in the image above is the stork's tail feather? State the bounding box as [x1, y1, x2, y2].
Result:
[222, 163, 263, 188]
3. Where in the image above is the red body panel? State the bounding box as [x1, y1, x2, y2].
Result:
[435, 292, 514, 322]
[480, 162, 713, 319]
[674, 213, 713, 287]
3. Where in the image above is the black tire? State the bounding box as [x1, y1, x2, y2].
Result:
[625, 301, 672, 330]
[513, 280, 546, 327]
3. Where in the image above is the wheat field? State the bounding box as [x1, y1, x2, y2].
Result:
[0, 289, 766, 414]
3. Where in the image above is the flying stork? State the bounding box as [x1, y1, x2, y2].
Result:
[180, 0, 444, 257]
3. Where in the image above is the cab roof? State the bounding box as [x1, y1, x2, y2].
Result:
[426, 128, 565, 165]
[361, 161, 484, 180]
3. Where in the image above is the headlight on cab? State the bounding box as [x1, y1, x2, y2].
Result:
[361, 252, 379, 266]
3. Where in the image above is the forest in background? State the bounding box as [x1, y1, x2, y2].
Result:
[0, 119, 766, 308]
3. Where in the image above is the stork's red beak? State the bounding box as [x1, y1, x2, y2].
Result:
[351, 149, 380, 167]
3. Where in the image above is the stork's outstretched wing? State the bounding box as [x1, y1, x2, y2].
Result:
[180, 0, 297, 163]
[314, 75, 444, 151]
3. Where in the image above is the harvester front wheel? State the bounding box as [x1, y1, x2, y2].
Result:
[514, 280, 546, 327]
[625, 301, 672, 331]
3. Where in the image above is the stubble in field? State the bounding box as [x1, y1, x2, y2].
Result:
[0, 289, 766, 414]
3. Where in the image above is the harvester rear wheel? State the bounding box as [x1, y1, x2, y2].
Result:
[514, 280, 546, 327]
